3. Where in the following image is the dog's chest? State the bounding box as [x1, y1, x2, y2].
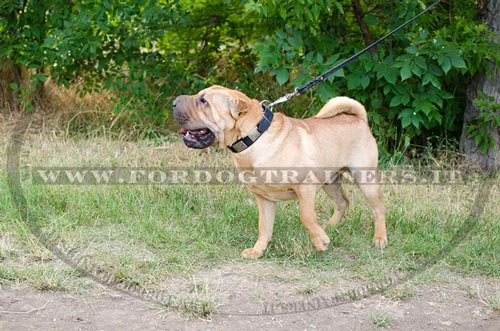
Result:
[246, 184, 297, 202]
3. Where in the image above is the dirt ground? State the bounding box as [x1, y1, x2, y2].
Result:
[1, 265, 499, 331]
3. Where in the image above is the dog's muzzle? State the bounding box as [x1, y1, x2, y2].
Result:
[173, 96, 216, 149]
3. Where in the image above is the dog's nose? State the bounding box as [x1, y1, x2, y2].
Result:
[172, 97, 180, 110]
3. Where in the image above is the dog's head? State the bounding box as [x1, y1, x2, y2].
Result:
[172, 85, 260, 149]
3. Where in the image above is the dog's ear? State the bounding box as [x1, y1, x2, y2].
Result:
[229, 96, 249, 119]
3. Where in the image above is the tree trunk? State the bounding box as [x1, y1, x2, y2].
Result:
[0, 59, 22, 112]
[460, 0, 500, 171]
[33, 67, 45, 109]
[351, 0, 375, 55]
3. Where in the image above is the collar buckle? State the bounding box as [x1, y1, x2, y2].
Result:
[228, 104, 274, 153]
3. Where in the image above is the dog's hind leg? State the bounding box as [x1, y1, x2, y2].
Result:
[322, 183, 349, 228]
[241, 195, 276, 259]
[352, 168, 388, 249]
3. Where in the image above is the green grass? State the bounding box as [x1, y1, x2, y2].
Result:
[370, 311, 393, 328]
[1, 133, 499, 317]
[160, 279, 222, 318]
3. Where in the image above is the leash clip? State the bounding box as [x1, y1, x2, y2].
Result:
[260, 99, 272, 109]
[266, 90, 299, 109]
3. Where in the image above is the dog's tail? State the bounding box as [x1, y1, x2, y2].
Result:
[314, 96, 368, 122]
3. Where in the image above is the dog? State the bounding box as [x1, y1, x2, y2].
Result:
[173, 85, 387, 258]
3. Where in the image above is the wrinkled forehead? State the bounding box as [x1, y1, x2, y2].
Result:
[199, 85, 228, 96]
[198, 87, 234, 106]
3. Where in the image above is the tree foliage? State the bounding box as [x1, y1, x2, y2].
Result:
[1, 0, 499, 158]
[247, 0, 500, 158]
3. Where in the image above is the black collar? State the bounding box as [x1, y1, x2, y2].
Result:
[228, 105, 274, 153]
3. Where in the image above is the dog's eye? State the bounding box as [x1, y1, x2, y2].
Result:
[200, 96, 208, 105]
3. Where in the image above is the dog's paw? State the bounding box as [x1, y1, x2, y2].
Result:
[311, 232, 330, 252]
[374, 236, 388, 249]
[241, 248, 264, 259]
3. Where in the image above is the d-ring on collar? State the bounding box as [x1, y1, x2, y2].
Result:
[227, 105, 274, 153]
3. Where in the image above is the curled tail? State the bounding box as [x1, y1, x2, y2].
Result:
[314, 96, 368, 122]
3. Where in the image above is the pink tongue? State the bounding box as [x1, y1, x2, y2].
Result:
[180, 128, 208, 136]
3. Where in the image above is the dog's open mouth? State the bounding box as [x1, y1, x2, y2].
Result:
[180, 128, 216, 149]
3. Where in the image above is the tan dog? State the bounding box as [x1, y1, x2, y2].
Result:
[173, 85, 387, 258]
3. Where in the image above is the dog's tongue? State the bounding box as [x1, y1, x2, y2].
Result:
[180, 128, 208, 136]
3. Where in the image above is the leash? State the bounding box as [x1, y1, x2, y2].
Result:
[230, 0, 441, 153]
[262, 0, 442, 109]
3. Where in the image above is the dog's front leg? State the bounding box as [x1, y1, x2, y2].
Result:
[295, 186, 331, 252]
[241, 195, 276, 259]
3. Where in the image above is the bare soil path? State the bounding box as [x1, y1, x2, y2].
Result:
[1, 276, 499, 331]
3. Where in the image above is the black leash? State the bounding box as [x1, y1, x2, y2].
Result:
[263, 0, 442, 109]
